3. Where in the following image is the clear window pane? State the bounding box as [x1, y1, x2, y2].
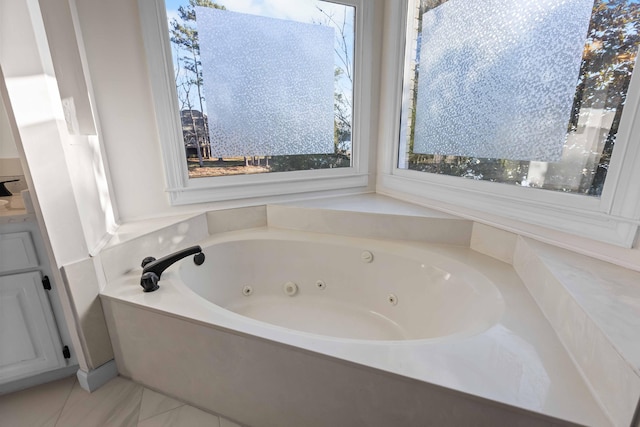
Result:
[399, 0, 640, 197]
[166, 0, 355, 178]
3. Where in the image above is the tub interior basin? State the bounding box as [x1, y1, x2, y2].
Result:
[178, 237, 504, 341]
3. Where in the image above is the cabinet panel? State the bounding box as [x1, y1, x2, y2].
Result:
[1, 290, 37, 364]
[0, 271, 64, 382]
[0, 232, 38, 274]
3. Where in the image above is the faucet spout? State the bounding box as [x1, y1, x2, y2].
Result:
[140, 245, 205, 292]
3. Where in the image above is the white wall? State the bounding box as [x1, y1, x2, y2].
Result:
[0, 0, 90, 371]
[0, 0, 116, 264]
[0, 0, 125, 373]
[0, 0, 86, 267]
[0, 89, 22, 177]
[0, 90, 18, 159]
[72, 0, 168, 221]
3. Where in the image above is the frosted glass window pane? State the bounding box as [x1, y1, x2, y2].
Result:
[413, 0, 594, 161]
[196, 7, 335, 157]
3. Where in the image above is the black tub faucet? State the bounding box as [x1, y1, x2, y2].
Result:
[140, 245, 205, 292]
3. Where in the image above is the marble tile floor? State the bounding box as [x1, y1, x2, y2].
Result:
[0, 375, 243, 427]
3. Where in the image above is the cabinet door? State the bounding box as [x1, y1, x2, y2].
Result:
[0, 271, 65, 382]
[0, 232, 39, 274]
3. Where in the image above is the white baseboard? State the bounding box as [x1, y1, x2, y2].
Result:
[0, 365, 78, 395]
[76, 359, 118, 392]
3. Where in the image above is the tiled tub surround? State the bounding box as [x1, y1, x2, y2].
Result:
[94, 197, 640, 427]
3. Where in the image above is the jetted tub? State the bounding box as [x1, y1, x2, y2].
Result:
[101, 228, 610, 427]
[178, 236, 505, 341]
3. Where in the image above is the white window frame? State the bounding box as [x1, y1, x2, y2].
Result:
[377, 0, 640, 248]
[138, 0, 372, 205]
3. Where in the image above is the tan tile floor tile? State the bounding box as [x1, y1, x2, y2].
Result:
[0, 375, 234, 427]
[0, 375, 75, 427]
[137, 388, 184, 422]
[54, 376, 143, 427]
[137, 405, 221, 427]
[220, 416, 244, 427]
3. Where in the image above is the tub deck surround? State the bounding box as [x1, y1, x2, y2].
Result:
[267, 194, 474, 246]
[517, 238, 640, 373]
[101, 212, 205, 251]
[100, 228, 611, 427]
[93, 194, 640, 426]
[99, 214, 209, 284]
[276, 193, 461, 217]
[514, 237, 640, 427]
[103, 297, 584, 427]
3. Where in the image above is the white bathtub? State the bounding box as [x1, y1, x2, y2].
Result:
[178, 236, 504, 341]
[101, 228, 610, 427]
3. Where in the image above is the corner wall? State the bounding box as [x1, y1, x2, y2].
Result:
[0, 0, 119, 373]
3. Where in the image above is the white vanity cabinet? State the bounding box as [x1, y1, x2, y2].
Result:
[0, 228, 69, 386]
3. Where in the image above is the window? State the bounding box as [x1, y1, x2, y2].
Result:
[378, 0, 640, 247]
[139, 0, 373, 204]
[398, 0, 640, 198]
[167, 0, 354, 177]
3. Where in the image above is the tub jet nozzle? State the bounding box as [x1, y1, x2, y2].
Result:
[283, 281, 298, 296]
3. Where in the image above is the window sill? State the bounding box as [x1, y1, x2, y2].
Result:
[168, 171, 369, 205]
[378, 172, 639, 248]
